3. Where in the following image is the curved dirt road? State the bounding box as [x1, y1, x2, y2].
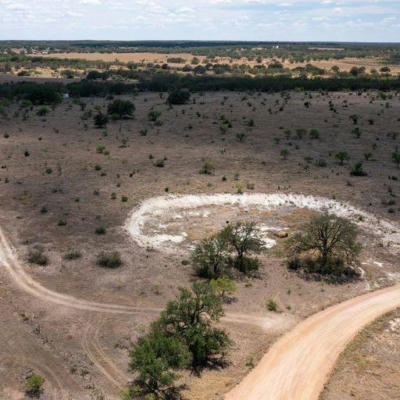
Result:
[1, 212, 400, 400]
[0, 228, 290, 330]
[0, 226, 292, 396]
[225, 284, 400, 400]
[0, 228, 160, 315]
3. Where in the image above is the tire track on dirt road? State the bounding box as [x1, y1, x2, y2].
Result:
[0, 228, 160, 315]
[0, 227, 292, 331]
[0, 226, 291, 396]
[225, 284, 400, 400]
[81, 317, 131, 392]
[0, 329, 79, 400]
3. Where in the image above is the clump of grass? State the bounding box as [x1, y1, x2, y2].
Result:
[266, 298, 278, 312]
[28, 249, 48, 266]
[245, 355, 256, 369]
[199, 159, 214, 175]
[96, 252, 122, 268]
[25, 374, 45, 396]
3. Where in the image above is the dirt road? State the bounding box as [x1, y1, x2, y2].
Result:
[0, 226, 292, 396]
[0, 227, 291, 330]
[225, 284, 400, 400]
[1, 197, 399, 400]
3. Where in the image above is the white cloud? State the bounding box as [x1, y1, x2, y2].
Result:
[0, 0, 399, 40]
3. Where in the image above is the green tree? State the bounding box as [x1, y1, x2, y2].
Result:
[158, 283, 231, 372]
[226, 222, 264, 274]
[287, 214, 362, 278]
[192, 231, 230, 279]
[350, 161, 368, 176]
[128, 283, 232, 398]
[107, 99, 135, 119]
[128, 330, 191, 400]
[335, 151, 350, 166]
[210, 277, 237, 301]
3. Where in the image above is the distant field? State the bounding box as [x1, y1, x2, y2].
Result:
[38, 51, 200, 64]
[36, 52, 400, 74]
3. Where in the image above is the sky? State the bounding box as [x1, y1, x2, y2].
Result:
[0, 0, 399, 42]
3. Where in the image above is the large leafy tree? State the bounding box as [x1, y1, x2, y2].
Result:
[158, 282, 231, 372]
[287, 214, 362, 278]
[128, 283, 231, 399]
[128, 329, 191, 400]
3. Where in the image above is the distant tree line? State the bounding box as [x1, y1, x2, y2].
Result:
[1, 74, 400, 105]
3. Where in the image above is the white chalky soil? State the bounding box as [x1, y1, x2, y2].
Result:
[125, 193, 400, 254]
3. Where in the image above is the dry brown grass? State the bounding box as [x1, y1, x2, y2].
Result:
[321, 309, 400, 400]
[0, 91, 399, 399]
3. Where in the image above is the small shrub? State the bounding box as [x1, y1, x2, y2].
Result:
[25, 374, 45, 396]
[154, 159, 165, 168]
[350, 162, 368, 177]
[28, 249, 48, 266]
[364, 152, 372, 161]
[167, 89, 191, 105]
[246, 355, 256, 368]
[148, 110, 161, 122]
[95, 226, 106, 235]
[96, 251, 122, 268]
[280, 149, 289, 160]
[199, 159, 214, 175]
[36, 106, 49, 116]
[210, 277, 237, 301]
[94, 112, 108, 128]
[236, 132, 246, 142]
[266, 299, 278, 312]
[309, 129, 319, 139]
[392, 152, 400, 168]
